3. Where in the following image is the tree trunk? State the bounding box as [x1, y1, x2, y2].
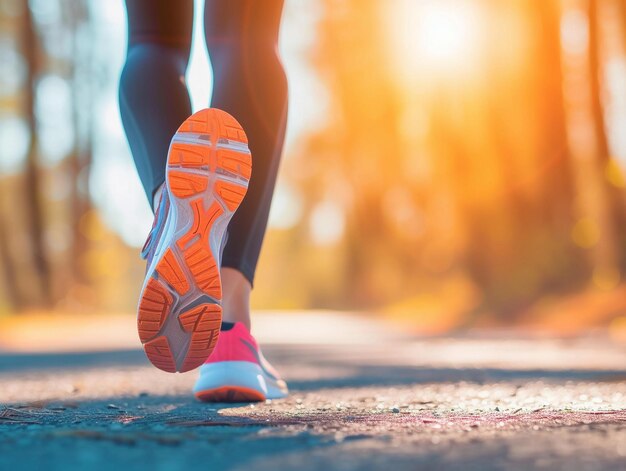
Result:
[588, 0, 624, 270]
[536, 0, 576, 230]
[66, 0, 92, 284]
[22, 0, 51, 306]
[0, 202, 22, 310]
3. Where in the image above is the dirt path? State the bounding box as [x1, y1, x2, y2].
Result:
[0, 313, 625, 470]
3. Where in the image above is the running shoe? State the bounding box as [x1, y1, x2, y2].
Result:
[193, 322, 289, 402]
[137, 108, 251, 373]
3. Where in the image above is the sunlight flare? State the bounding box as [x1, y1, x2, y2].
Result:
[386, 0, 482, 79]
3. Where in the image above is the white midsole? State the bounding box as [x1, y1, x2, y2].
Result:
[193, 361, 289, 400]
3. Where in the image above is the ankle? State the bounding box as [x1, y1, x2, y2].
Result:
[221, 302, 251, 331]
[220, 267, 252, 331]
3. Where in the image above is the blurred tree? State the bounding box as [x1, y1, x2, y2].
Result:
[0, 209, 21, 310]
[310, 0, 409, 307]
[532, 0, 576, 241]
[65, 0, 93, 284]
[293, 0, 626, 321]
[588, 0, 626, 269]
[0, 2, 20, 310]
[22, 0, 51, 306]
[0, 0, 624, 325]
[560, 0, 626, 290]
[464, 0, 581, 316]
[0, 0, 95, 311]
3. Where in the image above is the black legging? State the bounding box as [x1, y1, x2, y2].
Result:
[119, 0, 287, 285]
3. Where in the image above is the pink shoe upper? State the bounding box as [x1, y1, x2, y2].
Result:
[205, 323, 281, 380]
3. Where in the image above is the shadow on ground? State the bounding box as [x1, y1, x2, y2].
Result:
[1, 345, 624, 387]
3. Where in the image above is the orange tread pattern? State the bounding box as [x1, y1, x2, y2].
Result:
[214, 181, 248, 211]
[195, 386, 266, 403]
[155, 249, 189, 296]
[167, 143, 211, 198]
[168, 171, 208, 198]
[179, 304, 222, 371]
[183, 244, 221, 299]
[178, 116, 210, 135]
[176, 198, 223, 299]
[216, 149, 251, 180]
[168, 143, 209, 167]
[178, 109, 248, 144]
[144, 336, 176, 373]
[137, 278, 173, 342]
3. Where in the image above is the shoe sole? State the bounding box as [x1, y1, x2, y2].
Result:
[137, 109, 251, 373]
[195, 386, 266, 403]
[193, 361, 288, 402]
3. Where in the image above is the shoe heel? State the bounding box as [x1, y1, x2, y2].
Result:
[138, 109, 251, 373]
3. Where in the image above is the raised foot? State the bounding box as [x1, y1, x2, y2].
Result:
[138, 109, 252, 373]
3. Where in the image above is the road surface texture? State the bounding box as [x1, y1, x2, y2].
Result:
[0, 312, 625, 470]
